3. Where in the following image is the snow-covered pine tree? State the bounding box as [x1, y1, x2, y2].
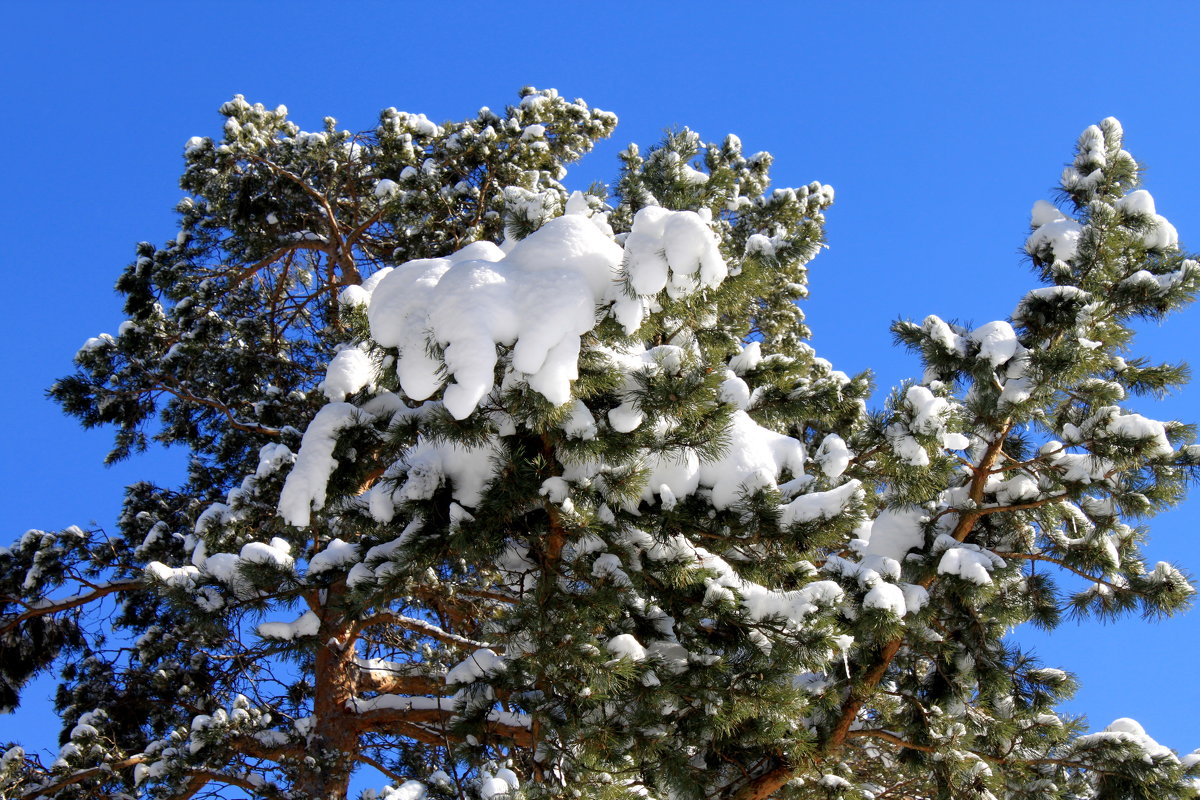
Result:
[2, 93, 1198, 800]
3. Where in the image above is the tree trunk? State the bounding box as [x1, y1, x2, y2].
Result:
[296, 582, 358, 800]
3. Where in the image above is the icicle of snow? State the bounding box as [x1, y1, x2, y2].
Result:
[278, 403, 362, 527]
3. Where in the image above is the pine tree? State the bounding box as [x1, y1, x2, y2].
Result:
[2, 93, 1198, 800]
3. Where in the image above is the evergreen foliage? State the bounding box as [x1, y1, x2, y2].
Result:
[2, 91, 1197, 800]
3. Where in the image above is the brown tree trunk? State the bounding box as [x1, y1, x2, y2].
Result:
[296, 582, 359, 800]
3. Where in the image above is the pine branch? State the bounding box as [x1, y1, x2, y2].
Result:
[0, 580, 141, 636]
[244, 153, 361, 285]
[230, 239, 336, 288]
[13, 755, 145, 800]
[172, 769, 264, 800]
[997, 550, 1144, 594]
[352, 669, 447, 696]
[351, 612, 489, 651]
[825, 420, 1017, 748]
[843, 730, 1128, 777]
[354, 751, 404, 784]
[846, 728, 936, 753]
[149, 381, 283, 437]
[351, 705, 534, 748]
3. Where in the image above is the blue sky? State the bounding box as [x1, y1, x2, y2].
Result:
[2, 0, 1198, 768]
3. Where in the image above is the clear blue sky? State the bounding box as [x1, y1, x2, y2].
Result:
[2, 0, 1198, 766]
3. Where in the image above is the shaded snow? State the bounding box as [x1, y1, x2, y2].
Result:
[258, 610, 320, 640]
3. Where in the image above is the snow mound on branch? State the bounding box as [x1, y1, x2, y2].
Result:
[383, 435, 503, 510]
[631, 410, 838, 514]
[1117, 190, 1179, 250]
[690, 541, 844, 627]
[611, 206, 727, 331]
[274, 395, 423, 528]
[857, 507, 926, 562]
[339, 266, 394, 308]
[781, 480, 863, 525]
[1074, 717, 1175, 761]
[378, 781, 427, 800]
[1026, 201, 1082, 262]
[728, 341, 763, 374]
[936, 537, 1005, 585]
[815, 433, 851, 478]
[923, 315, 967, 356]
[702, 410, 805, 509]
[239, 538, 294, 569]
[970, 321, 1020, 367]
[1104, 409, 1174, 458]
[368, 217, 619, 418]
[321, 345, 378, 401]
[886, 386, 961, 467]
[606, 633, 648, 661]
[561, 398, 598, 440]
[863, 582, 907, 615]
[365, 205, 728, 419]
[1118, 261, 1198, 295]
[308, 538, 360, 575]
[479, 770, 520, 800]
[258, 610, 320, 640]
[445, 648, 506, 684]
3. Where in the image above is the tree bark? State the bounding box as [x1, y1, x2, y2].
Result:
[295, 581, 358, 800]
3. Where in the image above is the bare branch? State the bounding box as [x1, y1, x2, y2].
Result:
[173, 768, 263, 800]
[354, 751, 405, 784]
